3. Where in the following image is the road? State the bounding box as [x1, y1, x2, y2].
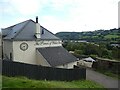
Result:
[86, 68, 119, 89]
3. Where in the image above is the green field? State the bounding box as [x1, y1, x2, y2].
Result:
[104, 34, 120, 39]
[2, 76, 104, 88]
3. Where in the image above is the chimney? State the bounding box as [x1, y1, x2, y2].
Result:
[35, 16, 41, 39]
[36, 16, 38, 23]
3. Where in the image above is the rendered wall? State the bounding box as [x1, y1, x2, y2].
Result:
[13, 41, 36, 64]
[57, 61, 77, 69]
[3, 40, 13, 60]
[12, 40, 62, 65]
[36, 50, 51, 67]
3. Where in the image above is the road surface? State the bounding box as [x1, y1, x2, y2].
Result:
[86, 68, 119, 89]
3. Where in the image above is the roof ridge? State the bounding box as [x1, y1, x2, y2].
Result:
[3, 19, 31, 30]
[13, 20, 31, 39]
[3, 19, 61, 40]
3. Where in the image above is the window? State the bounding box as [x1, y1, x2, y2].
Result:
[77, 62, 79, 65]
[42, 29, 44, 34]
[63, 64, 68, 68]
[10, 53, 12, 61]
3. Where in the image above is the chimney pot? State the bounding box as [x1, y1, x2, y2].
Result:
[36, 16, 38, 23]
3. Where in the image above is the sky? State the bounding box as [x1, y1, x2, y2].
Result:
[0, 0, 119, 34]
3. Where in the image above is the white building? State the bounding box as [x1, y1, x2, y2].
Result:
[1, 17, 78, 69]
[78, 57, 95, 68]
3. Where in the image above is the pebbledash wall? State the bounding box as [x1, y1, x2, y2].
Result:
[3, 40, 62, 65]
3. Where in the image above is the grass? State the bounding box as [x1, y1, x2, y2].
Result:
[94, 69, 120, 80]
[103, 72, 120, 79]
[2, 76, 105, 88]
[104, 34, 120, 39]
[0, 75, 2, 89]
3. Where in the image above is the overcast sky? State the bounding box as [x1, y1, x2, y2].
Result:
[0, 0, 119, 33]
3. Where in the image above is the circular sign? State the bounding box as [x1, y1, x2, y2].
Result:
[20, 42, 28, 51]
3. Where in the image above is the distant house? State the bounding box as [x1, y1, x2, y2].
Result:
[1, 17, 77, 69]
[110, 44, 120, 47]
[78, 57, 96, 68]
[83, 57, 95, 62]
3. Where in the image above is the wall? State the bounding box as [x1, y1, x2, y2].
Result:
[0, 46, 1, 59]
[57, 61, 77, 69]
[78, 60, 93, 68]
[12, 40, 62, 65]
[0, 31, 1, 46]
[36, 50, 51, 67]
[35, 40, 62, 48]
[13, 41, 36, 64]
[0, 31, 2, 59]
[3, 40, 13, 60]
[83, 61, 93, 68]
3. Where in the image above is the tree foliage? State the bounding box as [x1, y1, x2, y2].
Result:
[56, 28, 120, 43]
[64, 42, 120, 61]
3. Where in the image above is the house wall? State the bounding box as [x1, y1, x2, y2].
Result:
[84, 61, 93, 68]
[13, 41, 36, 64]
[0, 34, 1, 46]
[3, 40, 13, 60]
[56, 61, 77, 69]
[0, 32, 2, 59]
[35, 40, 62, 48]
[77, 60, 93, 68]
[11, 40, 62, 65]
[36, 50, 51, 67]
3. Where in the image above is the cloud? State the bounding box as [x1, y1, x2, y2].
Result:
[40, 0, 119, 33]
[0, 0, 47, 16]
[0, 0, 119, 33]
[10, 0, 40, 15]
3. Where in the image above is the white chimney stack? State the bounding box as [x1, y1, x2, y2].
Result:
[35, 16, 41, 39]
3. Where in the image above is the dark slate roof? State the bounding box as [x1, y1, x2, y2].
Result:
[37, 47, 77, 67]
[2, 19, 60, 40]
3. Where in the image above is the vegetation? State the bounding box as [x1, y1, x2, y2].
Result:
[56, 28, 120, 79]
[56, 28, 120, 60]
[2, 76, 105, 88]
[94, 69, 120, 79]
[63, 42, 120, 61]
[56, 28, 120, 43]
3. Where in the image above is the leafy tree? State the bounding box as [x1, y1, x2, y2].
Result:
[74, 49, 83, 55]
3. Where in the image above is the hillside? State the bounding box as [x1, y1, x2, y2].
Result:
[56, 28, 120, 42]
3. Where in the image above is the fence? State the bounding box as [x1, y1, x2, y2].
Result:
[2, 60, 86, 81]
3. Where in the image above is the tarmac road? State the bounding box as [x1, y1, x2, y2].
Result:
[86, 68, 119, 89]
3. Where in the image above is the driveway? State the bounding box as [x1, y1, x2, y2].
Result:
[86, 68, 119, 89]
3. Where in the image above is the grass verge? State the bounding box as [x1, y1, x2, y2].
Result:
[94, 69, 120, 79]
[2, 76, 105, 88]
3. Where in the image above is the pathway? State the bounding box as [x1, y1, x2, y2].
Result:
[86, 68, 119, 89]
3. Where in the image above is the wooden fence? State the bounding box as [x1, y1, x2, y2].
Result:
[2, 60, 86, 81]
